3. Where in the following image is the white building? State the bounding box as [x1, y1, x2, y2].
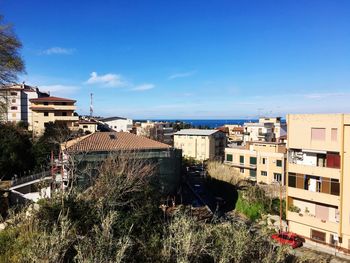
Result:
[100, 116, 133, 132]
[0, 83, 49, 130]
[243, 117, 287, 144]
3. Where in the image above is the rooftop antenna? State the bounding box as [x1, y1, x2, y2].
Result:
[90, 93, 93, 117]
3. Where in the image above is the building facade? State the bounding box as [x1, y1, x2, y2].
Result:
[225, 141, 286, 184]
[174, 129, 226, 161]
[61, 132, 182, 195]
[30, 96, 79, 136]
[100, 116, 133, 132]
[243, 117, 287, 144]
[136, 121, 174, 145]
[0, 83, 49, 129]
[286, 114, 350, 253]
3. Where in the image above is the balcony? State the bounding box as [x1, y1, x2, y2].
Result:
[54, 116, 79, 121]
[224, 161, 257, 169]
[31, 105, 76, 111]
[287, 211, 339, 233]
[287, 187, 339, 206]
[288, 163, 340, 179]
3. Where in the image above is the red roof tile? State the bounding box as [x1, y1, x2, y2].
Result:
[63, 132, 171, 153]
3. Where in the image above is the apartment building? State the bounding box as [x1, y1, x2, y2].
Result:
[30, 96, 79, 136]
[243, 117, 287, 144]
[224, 124, 244, 144]
[286, 114, 350, 253]
[225, 141, 286, 184]
[100, 116, 133, 132]
[174, 129, 226, 161]
[75, 120, 98, 134]
[136, 121, 174, 145]
[0, 83, 49, 129]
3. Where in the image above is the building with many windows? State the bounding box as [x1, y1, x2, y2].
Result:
[243, 117, 287, 144]
[30, 96, 79, 136]
[174, 129, 226, 161]
[224, 141, 286, 184]
[0, 83, 49, 129]
[286, 114, 350, 253]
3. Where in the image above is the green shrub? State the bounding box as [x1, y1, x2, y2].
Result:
[235, 191, 265, 221]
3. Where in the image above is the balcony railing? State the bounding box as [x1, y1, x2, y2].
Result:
[287, 211, 339, 233]
[224, 161, 257, 169]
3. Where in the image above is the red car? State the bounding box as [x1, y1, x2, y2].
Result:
[271, 232, 303, 249]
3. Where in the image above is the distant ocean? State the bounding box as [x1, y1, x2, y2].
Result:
[151, 119, 258, 129]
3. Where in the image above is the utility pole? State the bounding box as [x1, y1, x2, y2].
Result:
[280, 181, 283, 233]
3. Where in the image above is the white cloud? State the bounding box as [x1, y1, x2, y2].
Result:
[42, 47, 75, 55]
[131, 83, 155, 91]
[304, 92, 346, 99]
[168, 70, 196, 80]
[40, 84, 80, 96]
[85, 72, 127, 87]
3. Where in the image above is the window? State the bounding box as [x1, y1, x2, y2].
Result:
[330, 179, 340, 196]
[239, 155, 244, 164]
[288, 173, 296, 187]
[250, 169, 256, 178]
[62, 112, 67, 116]
[311, 128, 326, 141]
[240, 168, 244, 173]
[261, 171, 267, 176]
[226, 154, 233, 162]
[44, 112, 49, 116]
[10, 106, 17, 110]
[331, 128, 338, 142]
[83, 125, 88, 128]
[311, 229, 326, 242]
[276, 159, 282, 167]
[327, 152, 340, 169]
[317, 154, 326, 167]
[10, 92, 17, 96]
[250, 157, 257, 165]
[11, 99, 16, 103]
[274, 173, 282, 182]
[262, 158, 266, 164]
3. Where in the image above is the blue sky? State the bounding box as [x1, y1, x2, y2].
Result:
[2, 0, 350, 119]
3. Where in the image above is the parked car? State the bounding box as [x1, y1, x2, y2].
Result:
[271, 232, 303, 249]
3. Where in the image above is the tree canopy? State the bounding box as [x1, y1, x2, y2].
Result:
[0, 15, 24, 85]
[0, 123, 35, 180]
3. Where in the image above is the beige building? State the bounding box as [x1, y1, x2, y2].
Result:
[224, 124, 244, 143]
[136, 121, 174, 145]
[30, 96, 79, 136]
[225, 141, 286, 184]
[174, 129, 226, 161]
[0, 83, 49, 129]
[75, 120, 98, 134]
[286, 114, 350, 253]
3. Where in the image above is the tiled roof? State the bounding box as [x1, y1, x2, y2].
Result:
[62, 132, 171, 153]
[174, 129, 220, 136]
[30, 96, 76, 103]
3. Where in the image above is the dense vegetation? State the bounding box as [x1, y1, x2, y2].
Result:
[0, 122, 71, 180]
[0, 155, 300, 263]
